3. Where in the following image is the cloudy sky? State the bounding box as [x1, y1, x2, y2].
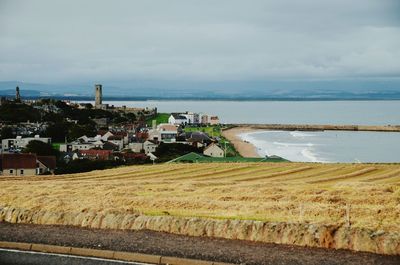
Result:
[0, 0, 399, 92]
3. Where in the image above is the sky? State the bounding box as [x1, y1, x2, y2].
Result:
[0, 0, 400, 93]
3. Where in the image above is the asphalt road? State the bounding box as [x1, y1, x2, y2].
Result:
[0, 248, 152, 265]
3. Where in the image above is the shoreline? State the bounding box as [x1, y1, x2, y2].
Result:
[222, 127, 261, 158]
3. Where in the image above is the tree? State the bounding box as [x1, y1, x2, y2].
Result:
[45, 122, 69, 142]
[0, 126, 14, 140]
[24, 140, 59, 157]
[68, 123, 97, 141]
[0, 102, 41, 122]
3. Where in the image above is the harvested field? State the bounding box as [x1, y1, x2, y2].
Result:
[0, 162, 400, 254]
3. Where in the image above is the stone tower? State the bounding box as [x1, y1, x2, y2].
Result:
[15, 86, 21, 102]
[94, 84, 102, 109]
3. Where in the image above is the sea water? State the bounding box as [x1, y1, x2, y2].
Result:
[100, 100, 400, 125]
[79, 100, 400, 162]
[240, 130, 400, 163]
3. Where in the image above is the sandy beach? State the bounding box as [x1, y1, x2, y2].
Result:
[222, 127, 261, 158]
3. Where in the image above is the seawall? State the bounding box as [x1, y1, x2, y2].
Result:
[230, 124, 400, 132]
[1, 206, 399, 255]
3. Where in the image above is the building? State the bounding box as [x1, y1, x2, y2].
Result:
[209, 116, 220, 125]
[0, 153, 56, 176]
[203, 143, 225, 157]
[78, 149, 113, 160]
[201, 114, 208, 124]
[94, 84, 108, 110]
[95, 84, 102, 109]
[201, 115, 220, 125]
[107, 135, 124, 150]
[36, 156, 57, 174]
[1, 135, 51, 152]
[148, 124, 178, 143]
[15, 86, 21, 102]
[178, 131, 212, 144]
[59, 135, 104, 152]
[168, 114, 188, 125]
[128, 140, 158, 154]
[143, 140, 158, 154]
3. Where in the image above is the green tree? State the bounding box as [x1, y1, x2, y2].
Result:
[24, 140, 59, 157]
[0, 102, 41, 122]
[45, 122, 69, 142]
[68, 124, 97, 141]
[0, 126, 14, 140]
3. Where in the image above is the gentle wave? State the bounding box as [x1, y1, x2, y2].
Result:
[290, 131, 315, 138]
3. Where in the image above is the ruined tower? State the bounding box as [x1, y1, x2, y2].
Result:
[15, 86, 21, 102]
[94, 84, 102, 109]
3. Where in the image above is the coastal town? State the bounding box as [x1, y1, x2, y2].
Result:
[0, 85, 286, 176]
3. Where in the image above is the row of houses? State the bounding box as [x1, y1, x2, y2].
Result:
[168, 112, 220, 126]
[1, 135, 51, 153]
[0, 122, 48, 138]
[63, 122, 226, 161]
[59, 131, 128, 152]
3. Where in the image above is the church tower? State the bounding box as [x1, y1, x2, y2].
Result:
[95, 84, 102, 109]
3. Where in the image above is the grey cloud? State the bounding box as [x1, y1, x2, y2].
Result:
[0, 0, 399, 84]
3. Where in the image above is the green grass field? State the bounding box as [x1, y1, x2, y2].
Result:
[146, 113, 170, 127]
[184, 125, 222, 137]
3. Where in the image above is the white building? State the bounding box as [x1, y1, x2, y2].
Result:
[1, 135, 51, 152]
[128, 140, 158, 154]
[168, 114, 188, 125]
[59, 135, 104, 152]
[148, 124, 178, 143]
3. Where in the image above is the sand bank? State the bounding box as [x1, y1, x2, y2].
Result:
[222, 127, 261, 158]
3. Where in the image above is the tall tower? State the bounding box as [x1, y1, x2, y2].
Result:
[15, 86, 21, 102]
[95, 84, 102, 109]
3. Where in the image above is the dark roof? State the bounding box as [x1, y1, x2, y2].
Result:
[37, 156, 56, 169]
[182, 131, 211, 142]
[1, 153, 37, 169]
[146, 139, 159, 145]
[113, 132, 128, 137]
[102, 141, 118, 150]
[97, 130, 109, 136]
[171, 113, 187, 120]
[108, 135, 123, 140]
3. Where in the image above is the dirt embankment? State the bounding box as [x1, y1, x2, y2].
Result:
[1, 206, 399, 255]
[1, 222, 399, 265]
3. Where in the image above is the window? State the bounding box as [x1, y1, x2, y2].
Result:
[20, 170, 24, 175]
[10, 169, 13, 174]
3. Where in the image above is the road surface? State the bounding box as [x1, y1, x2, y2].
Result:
[0, 248, 152, 265]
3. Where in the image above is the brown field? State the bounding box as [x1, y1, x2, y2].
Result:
[1, 162, 399, 231]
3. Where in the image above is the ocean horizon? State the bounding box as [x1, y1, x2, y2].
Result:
[78, 99, 400, 125]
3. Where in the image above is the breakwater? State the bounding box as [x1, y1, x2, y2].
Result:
[230, 124, 400, 132]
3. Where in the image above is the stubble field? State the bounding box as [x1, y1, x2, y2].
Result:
[1, 162, 399, 231]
